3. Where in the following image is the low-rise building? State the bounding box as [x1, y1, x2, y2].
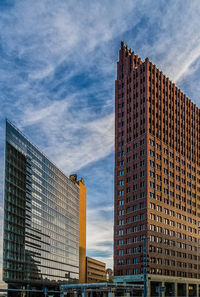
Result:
[86, 257, 106, 283]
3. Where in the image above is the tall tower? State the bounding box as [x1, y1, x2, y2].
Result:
[114, 42, 200, 296]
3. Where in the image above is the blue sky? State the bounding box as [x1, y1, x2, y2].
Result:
[0, 0, 200, 276]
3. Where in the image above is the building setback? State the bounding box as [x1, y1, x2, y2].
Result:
[3, 120, 86, 296]
[114, 41, 200, 296]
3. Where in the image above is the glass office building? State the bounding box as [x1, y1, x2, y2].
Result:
[3, 120, 80, 292]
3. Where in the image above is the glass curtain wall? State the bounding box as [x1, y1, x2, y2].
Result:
[3, 120, 80, 287]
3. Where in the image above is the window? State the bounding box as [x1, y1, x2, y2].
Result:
[133, 215, 138, 222]
[140, 202, 145, 209]
[133, 143, 138, 149]
[118, 190, 124, 197]
[150, 192, 155, 199]
[126, 217, 131, 224]
[150, 213, 156, 220]
[133, 205, 138, 211]
[150, 182, 155, 188]
[156, 195, 162, 201]
[157, 205, 162, 212]
[119, 180, 124, 186]
[140, 224, 145, 231]
[133, 153, 138, 160]
[126, 207, 131, 214]
[133, 247, 137, 253]
[133, 184, 138, 191]
[133, 258, 138, 264]
[164, 218, 169, 225]
[133, 268, 138, 275]
[126, 248, 131, 254]
[118, 220, 124, 226]
[118, 240, 123, 246]
[118, 249, 123, 256]
[157, 216, 162, 222]
[126, 259, 131, 265]
[119, 210, 124, 216]
[133, 237, 137, 243]
[140, 181, 145, 188]
[140, 139, 145, 146]
[118, 230, 124, 235]
[140, 213, 145, 220]
[140, 192, 145, 198]
[150, 203, 155, 209]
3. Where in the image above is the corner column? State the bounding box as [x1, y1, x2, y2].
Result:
[147, 279, 151, 297]
[174, 283, 177, 297]
[196, 284, 199, 297]
[161, 282, 165, 297]
[186, 284, 189, 297]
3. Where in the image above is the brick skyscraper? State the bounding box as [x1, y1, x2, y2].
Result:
[114, 41, 200, 296]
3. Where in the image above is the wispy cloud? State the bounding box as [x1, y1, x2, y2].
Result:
[127, 0, 200, 85]
[1, 0, 133, 173]
[16, 98, 114, 173]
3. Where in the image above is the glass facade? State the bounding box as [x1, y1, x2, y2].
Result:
[3, 120, 80, 286]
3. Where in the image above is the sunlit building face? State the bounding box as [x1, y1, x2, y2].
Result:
[114, 42, 200, 295]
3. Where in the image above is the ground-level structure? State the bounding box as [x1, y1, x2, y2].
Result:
[147, 275, 200, 297]
[60, 282, 143, 297]
[114, 274, 200, 297]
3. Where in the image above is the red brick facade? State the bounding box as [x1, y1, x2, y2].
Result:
[114, 41, 200, 279]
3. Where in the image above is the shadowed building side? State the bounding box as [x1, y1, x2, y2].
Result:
[3, 121, 81, 297]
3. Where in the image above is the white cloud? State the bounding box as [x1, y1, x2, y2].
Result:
[87, 206, 113, 269]
[144, 1, 200, 84]
[17, 98, 114, 173]
[19, 99, 70, 127]
[0, 0, 137, 174]
[0, 0, 137, 83]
